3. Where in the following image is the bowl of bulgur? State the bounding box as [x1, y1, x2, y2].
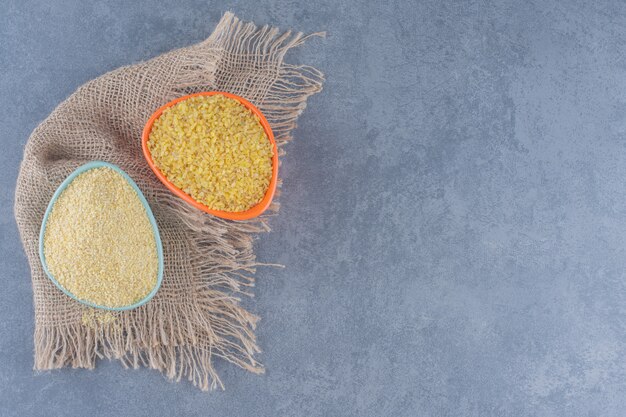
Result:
[39, 161, 163, 310]
[141, 92, 278, 221]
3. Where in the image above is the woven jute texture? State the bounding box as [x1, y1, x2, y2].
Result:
[14, 12, 324, 391]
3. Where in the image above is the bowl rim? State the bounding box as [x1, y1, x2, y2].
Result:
[38, 161, 164, 311]
[141, 91, 278, 221]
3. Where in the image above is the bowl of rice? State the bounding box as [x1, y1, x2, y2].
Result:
[141, 91, 278, 221]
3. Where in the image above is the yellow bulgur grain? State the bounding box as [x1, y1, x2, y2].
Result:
[43, 167, 158, 308]
[147, 94, 273, 212]
[81, 310, 117, 328]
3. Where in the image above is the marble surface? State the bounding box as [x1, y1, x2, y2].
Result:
[1, 0, 626, 415]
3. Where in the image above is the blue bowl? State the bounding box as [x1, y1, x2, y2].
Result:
[39, 161, 164, 311]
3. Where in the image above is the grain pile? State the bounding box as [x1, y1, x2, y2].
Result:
[42, 167, 158, 308]
[147, 94, 273, 213]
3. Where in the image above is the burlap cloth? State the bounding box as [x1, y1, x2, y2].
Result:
[14, 12, 324, 391]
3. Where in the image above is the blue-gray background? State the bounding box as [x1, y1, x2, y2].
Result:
[1, 0, 626, 416]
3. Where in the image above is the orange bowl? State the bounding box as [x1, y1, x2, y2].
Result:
[141, 91, 278, 221]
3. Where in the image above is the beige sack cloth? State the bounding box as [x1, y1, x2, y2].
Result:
[14, 12, 324, 391]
